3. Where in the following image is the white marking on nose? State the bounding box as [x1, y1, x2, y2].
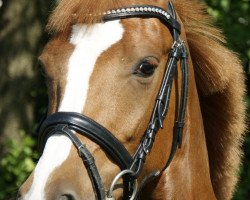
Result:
[24, 21, 124, 200]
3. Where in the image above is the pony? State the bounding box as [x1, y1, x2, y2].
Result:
[19, 0, 246, 199]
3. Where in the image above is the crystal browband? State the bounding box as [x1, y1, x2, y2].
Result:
[102, 5, 181, 33]
[104, 6, 171, 19]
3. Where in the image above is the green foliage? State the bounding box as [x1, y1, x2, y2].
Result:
[205, 0, 250, 66]
[0, 131, 37, 200]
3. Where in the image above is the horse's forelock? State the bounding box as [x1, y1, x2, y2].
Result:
[46, 0, 168, 33]
[46, 0, 125, 33]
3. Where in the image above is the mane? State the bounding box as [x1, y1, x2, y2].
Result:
[174, 0, 246, 199]
[47, 0, 246, 199]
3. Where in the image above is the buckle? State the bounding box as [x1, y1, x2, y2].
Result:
[107, 169, 138, 200]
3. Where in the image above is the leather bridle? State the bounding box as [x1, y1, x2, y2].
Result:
[38, 2, 188, 200]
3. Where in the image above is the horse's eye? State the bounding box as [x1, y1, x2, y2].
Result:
[133, 60, 157, 78]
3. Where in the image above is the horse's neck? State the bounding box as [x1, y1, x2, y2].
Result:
[173, 100, 215, 196]
[153, 68, 217, 199]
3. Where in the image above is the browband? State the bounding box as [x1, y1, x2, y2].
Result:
[103, 5, 181, 35]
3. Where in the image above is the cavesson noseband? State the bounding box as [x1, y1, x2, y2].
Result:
[38, 2, 188, 200]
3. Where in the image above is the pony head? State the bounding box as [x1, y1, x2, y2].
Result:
[19, 0, 246, 200]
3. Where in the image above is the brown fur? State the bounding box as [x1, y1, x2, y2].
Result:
[39, 31, 74, 114]
[47, 0, 246, 198]
[20, 0, 246, 199]
[173, 1, 246, 199]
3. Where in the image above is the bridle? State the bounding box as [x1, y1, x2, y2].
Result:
[37, 2, 188, 200]
[38, 2, 188, 199]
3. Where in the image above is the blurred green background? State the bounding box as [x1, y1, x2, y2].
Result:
[0, 0, 249, 199]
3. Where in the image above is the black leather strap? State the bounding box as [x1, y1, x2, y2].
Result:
[134, 171, 160, 200]
[103, 5, 181, 35]
[130, 39, 181, 178]
[168, 1, 179, 40]
[132, 3, 189, 197]
[38, 112, 132, 170]
[175, 46, 189, 148]
[50, 124, 106, 200]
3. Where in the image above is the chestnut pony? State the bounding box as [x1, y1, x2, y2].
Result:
[19, 0, 246, 199]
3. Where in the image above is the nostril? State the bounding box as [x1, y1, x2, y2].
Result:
[59, 194, 76, 200]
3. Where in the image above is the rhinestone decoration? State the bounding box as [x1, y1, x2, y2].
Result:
[105, 6, 172, 21]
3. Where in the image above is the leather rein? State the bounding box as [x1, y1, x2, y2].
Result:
[38, 2, 188, 200]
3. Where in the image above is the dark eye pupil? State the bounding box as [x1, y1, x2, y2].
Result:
[135, 61, 156, 77]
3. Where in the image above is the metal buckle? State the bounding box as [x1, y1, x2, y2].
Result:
[171, 38, 184, 50]
[106, 169, 138, 200]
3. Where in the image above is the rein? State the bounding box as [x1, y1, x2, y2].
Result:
[38, 2, 188, 200]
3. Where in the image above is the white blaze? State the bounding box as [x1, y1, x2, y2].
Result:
[24, 21, 124, 199]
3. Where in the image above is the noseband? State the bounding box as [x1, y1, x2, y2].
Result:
[38, 2, 188, 200]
